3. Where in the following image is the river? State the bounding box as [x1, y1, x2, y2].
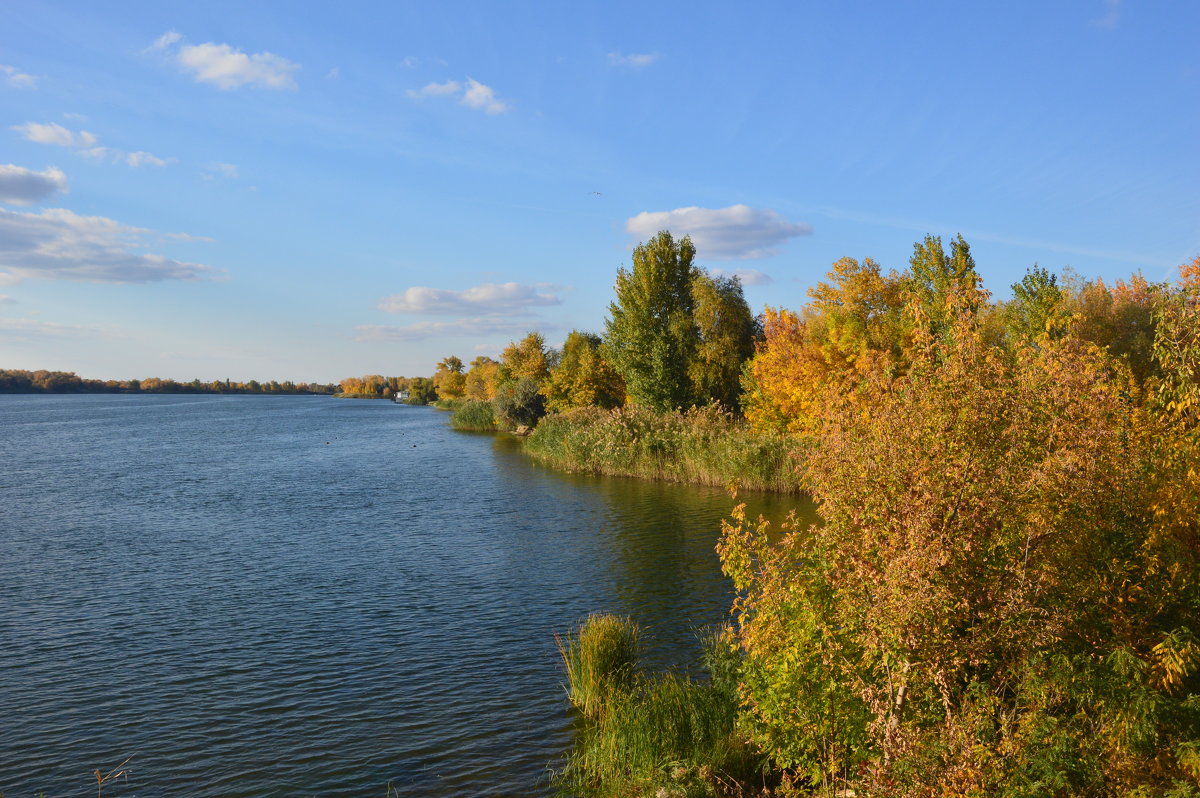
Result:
[0, 394, 811, 796]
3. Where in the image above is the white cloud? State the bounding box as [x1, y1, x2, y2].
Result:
[0, 207, 216, 283]
[0, 165, 68, 206]
[378, 282, 562, 315]
[13, 122, 96, 148]
[608, 51, 660, 68]
[124, 151, 170, 168]
[205, 162, 239, 179]
[406, 77, 510, 113]
[406, 79, 461, 99]
[710, 268, 773, 286]
[401, 56, 419, 68]
[14, 123, 169, 168]
[1, 65, 38, 89]
[325, 66, 340, 80]
[356, 318, 552, 342]
[152, 32, 299, 90]
[0, 293, 12, 305]
[1092, 0, 1120, 28]
[625, 204, 812, 260]
[149, 31, 183, 51]
[461, 78, 509, 114]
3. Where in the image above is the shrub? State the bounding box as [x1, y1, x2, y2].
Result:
[492, 377, 547, 430]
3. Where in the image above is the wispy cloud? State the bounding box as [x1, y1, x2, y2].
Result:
[149, 31, 183, 51]
[1, 64, 39, 89]
[0, 293, 13, 305]
[13, 122, 170, 168]
[0, 165, 68, 206]
[608, 51, 660, 69]
[0, 207, 217, 283]
[1091, 0, 1121, 28]
[710, 268, 773, 286]
[407, 79, 461, 99]
[151, 31, 300, 90]
[204, 162, 239, 180]
[0, 317, 107, 339]
[406, 77, 510, 113]
[626, 204, 812, 260]
[378, 282, 562, 315]
[356, 318, 552, 342]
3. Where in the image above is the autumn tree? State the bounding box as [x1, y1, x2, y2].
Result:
[499, 332, 552, 385]
[1065, 271, 1169, 386]
[742, 256, 908, 433]
[464, 356, 501, 401]
[433, 355, 467, 399]
[543, 331, 624, 413]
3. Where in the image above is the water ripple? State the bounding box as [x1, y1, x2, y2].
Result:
[0, 395, 810, 796]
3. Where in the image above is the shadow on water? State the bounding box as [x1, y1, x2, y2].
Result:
[488, 433, 819, 672]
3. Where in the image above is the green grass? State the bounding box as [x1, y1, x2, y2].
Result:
[554, 616, 768, 797]
[557, 614, 641, 719]
[524, 404, 806, 493]
[449, 399, 497, 431]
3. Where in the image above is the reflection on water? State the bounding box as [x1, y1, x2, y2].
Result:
[0, 395, 815, 796]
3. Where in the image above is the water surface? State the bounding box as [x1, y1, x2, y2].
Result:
[0, 395, 810, 796]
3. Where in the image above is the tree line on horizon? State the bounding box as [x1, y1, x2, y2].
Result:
[0, 369, 338, 395]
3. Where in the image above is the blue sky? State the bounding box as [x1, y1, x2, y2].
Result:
[1, 0, 1197, 381]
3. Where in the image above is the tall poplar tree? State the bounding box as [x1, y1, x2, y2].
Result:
[604, 231, 699, 410]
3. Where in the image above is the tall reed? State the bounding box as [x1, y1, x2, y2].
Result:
[557, 613, 640, 719]
[555, 616, 768, 797]
[449, 399, 497, 431]
[525, 405, 806, 493]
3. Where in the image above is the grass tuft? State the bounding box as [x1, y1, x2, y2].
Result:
[555, 617, 769, 797]
[557, 614, 640, 719]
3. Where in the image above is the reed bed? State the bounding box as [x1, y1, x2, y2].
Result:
[448, 399, 497, 431]
[524, 405, 806, 493]
[433, 397, 468, 411]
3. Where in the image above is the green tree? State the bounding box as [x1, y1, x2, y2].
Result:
[689, 273, 756, 410]
[1005, 264, 1066, 344]
[405, 377, 437, 405]
[906, 233, 985, 338]
[604, 231, 699, 411]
